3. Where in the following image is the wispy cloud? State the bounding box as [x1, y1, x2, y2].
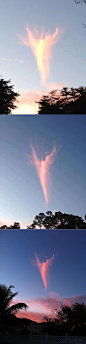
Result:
[18, 26, 64, 84]
[11, 294, 86, 323]
[25, 143, 58, 203]
[47, 81, 67, 92]
[1, 57, 25, 63]
[32, 253, 54, 290]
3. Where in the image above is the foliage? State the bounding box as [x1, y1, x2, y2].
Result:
[55, 303, 86, 335]
[0, 78, 20, 114]
[37, 87, 86, 114]
[74, 0, 86, 3]
[27, 211, 86, 229]
[0, 212, 86, 229]
[0, 284, 28, 317]
[0, 222, 21, 229]
[9, 222, 21, 229]
[41, 303, 86, 335]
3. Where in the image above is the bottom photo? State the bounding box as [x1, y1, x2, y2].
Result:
[0, 229, 86, 344]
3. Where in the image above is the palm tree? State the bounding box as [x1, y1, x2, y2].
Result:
[0, 284, 28, 317]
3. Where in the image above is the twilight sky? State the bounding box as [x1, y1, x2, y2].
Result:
[0, 230, 86, 322]
[0, 0, 86, 113]
[0, 115, 86, 229]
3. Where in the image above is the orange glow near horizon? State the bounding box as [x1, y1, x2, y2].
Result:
[18, 26, 61, 84]
[13, 294, 85, 323]
[34, 253, 54, 290]
[26, 143, 56, 204]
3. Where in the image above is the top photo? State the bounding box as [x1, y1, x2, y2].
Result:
[0, 0, 86, 114]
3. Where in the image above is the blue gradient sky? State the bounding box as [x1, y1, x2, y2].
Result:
[0, 0, 86, 113]
[0, 230, 86, 322]
[0, 115, 86, 228]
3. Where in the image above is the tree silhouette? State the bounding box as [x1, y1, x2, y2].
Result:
[9, 222, 20, 229]
[55, 303, 86, 335]
[0, 284, 28, 317]
[74, 0, 86, 3]
[0, 284, 28, 334]
[27, 211, 86, 229]
[41, 303, 86, 335]
[37, 87, 86, 114]
[0, 78, 20, 114]
[0, 225, 8, 229]
[0, 222, 21, 229]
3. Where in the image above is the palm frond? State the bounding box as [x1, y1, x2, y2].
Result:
[7, 303, 28, 314]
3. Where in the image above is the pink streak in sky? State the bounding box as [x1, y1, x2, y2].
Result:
[26, 143, 56, 204]
[18, 26, 62, 84]
[34, 253, 54, 290]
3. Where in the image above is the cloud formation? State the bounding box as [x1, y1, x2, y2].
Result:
[1, 57, 25, 63]
[26, 143, 57, 204]
[12, 294, 86, 323]
[33, 253, 54, 290]
[18, 26, 62, 84]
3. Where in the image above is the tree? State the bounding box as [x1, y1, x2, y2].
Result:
[0, 222, 21, 229]
[74, 0, 86, 4]
[55, 303, 86, 335]
[0, 78, 20, 114]
[0, 284, 28, 317]
[27, 211, 86, 229]
[0, 225, 8, 229]
[37, 87, 86, 114]
[9, 222, 21, 229]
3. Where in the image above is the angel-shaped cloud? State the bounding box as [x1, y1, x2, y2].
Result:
[18, 26, 61, 84]
[25, 143, 57, 204]
[33, 253, 54, 290]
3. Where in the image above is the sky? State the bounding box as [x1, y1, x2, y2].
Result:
[0, 230, 86, 322]
[0, 0, 86, 113]
[0, 115, 86, 229]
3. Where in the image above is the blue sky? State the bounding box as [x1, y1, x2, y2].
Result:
[0, 115, 86, 228]
[0, 230, 86, 322]
[0, 0, 86, 113]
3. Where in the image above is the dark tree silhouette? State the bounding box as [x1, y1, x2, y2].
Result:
[37, 87, 86, 114]
[55, 303, 86, 335]
[0, 222, 21, 229]
[41, 303, 86, 335]
[0, 284, 28, 334]
[0, 284, 28, 316]
[0, 225, 8, 229]
[27, 211, 86, 229]
[9, 222, 21, 229]
[74, 0, 86, 3]
[0, 78, 20, 114]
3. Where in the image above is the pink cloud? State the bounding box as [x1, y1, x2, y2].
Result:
[1, 57, 25, 63]
[25, 143, 58, 203]
[32, 253, 54, 290]
[18, 26, 64, 84]
[11, 294, 86, 323]
[47, 82, 67, 92]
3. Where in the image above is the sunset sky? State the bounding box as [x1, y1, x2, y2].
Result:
[0, 115, 86, 229]
[0, 230, 86, 322]
[0, 0, 86, 113]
